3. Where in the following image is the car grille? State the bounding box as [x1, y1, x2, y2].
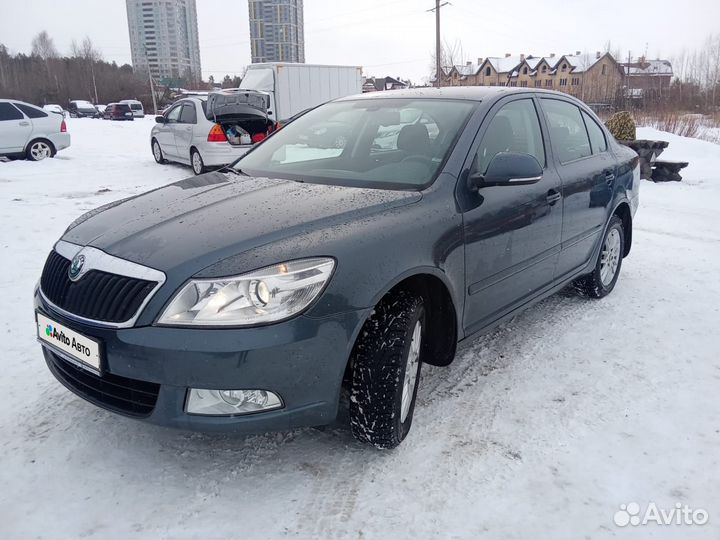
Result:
[40, 250, 157, 324]
[45, 349, 160, 417]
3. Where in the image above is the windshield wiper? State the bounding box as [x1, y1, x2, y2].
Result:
[221, 166, 248, 176]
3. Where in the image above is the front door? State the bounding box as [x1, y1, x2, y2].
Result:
[156, 104, 183, 158]
[461, 96, 563, 335]
[538, 98, 615, 278]
[0, 103, 31, 153]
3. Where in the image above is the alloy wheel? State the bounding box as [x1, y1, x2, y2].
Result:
[30, 142, 51, 160]
[600, 228, 621, 286]
[400, 320, 422, 423]
[192, 151, 203, 174]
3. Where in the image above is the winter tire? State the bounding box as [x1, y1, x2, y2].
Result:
[26, 140, 54, 161]
[574, 215, 624, 299]
[349, 290, 425, 449]
[191, 149, 205, 175]
[152, 139, 165, 164]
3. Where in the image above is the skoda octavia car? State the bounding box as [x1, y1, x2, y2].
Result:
[35, 88, 639, 449]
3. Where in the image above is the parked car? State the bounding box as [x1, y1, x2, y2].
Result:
[120, 99, 144, 118]
[103, 103, 134, 121]
[34, 88, 639, 448]
[0, 99, 70, 160]
[42, 104, 67, 118]
[150, 91, 274, 175]
[95, 104, 107, 115]
[68, 100, 100, 118]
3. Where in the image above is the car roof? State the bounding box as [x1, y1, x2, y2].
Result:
[336, 86, 583, 103]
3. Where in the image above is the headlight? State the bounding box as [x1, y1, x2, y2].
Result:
[157, 257, 335, 326]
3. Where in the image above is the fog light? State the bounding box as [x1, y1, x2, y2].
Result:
[186, 388, 283, 416]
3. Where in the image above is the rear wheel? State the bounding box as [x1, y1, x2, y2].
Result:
[191, 148, 205, 175]
[26, 139, 54, 161]
[152, 139, 165, 164]
[349, 290, 425, 449]
[574, 216, 624, 298]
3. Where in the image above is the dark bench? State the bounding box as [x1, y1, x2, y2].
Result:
[651, 160, 689, 182]
[617, 139, 670, 180]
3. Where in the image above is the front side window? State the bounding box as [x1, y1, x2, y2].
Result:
[234, 98, 477, 190]
[165, 105, 183, 123]
[474, 99, 545, 174]
[582, 111, 608, 153]
[0, 102, 23, 121]
[541, 99, 592, 163]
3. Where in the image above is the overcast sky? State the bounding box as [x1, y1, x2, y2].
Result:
[1, 0, 718, 83]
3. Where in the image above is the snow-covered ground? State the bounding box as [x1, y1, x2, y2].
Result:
[0, 119, 718, 539]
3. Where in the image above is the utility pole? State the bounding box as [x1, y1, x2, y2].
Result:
[149, 72, 158, 115]
[143, 45, 159, 115]
[428, 1, 450, 87]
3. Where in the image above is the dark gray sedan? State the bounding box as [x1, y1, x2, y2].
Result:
[34, 87, 639, 448]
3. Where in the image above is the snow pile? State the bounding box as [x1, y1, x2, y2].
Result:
[0, 121, 718, 539]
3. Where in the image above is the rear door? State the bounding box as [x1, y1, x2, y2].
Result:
[173, 102, 198, 160]
[0, 103, 31, 153]
[156, 104, 183, 158]
[461, 96, 563, 334]
[539, 98, 615, 278]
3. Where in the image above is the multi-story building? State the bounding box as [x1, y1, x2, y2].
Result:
[248, 0, 305, 63]
[126, 0, 202, 83]
[442, 51, 625, 104]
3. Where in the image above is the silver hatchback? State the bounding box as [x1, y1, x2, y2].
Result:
[150, 93, 273, 175]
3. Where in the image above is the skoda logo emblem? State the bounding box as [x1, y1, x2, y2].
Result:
[68, 253, 86, 281]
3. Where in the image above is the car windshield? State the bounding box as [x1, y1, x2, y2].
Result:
[233, 98, 477, 190]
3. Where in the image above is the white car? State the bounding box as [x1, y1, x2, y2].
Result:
[42, 104, 67, 118]
[0, 99, 70, 161]
[150, 91, 273, 175]
[120, 99, 144, 118]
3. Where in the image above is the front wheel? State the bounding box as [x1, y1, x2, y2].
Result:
[151, 139, 165, 164]
[574, 215, 624, 298]
[191, 149, 205, 175]
[349, 290, 425, 449]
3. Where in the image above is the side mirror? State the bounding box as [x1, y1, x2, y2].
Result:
[469, 152, 543, 189]
[155, 115, 166, 124]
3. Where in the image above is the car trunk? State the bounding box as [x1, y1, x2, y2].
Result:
[206, 89, 274, 146]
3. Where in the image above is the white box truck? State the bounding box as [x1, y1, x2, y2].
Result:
[239, 63, 363, 122]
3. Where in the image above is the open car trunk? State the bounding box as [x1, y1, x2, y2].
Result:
[206, 89, 275, 146]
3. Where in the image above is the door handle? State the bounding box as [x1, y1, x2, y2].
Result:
[546, 189, 562, 205]
[19, 121, 30, 126]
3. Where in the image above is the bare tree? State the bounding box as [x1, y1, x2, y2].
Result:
[428, 39, 466, 84]
[31, 31, 58, 59]
[71, 37, 102, 103]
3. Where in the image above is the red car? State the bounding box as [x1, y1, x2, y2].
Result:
[103, 103, 134, 121]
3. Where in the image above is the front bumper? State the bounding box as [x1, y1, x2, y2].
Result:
[35, 289, 368, 433]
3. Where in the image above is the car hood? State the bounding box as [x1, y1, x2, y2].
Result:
[62, 172, 421, 274]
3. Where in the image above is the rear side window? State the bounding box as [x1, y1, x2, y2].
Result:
[0, 103, 24, 121]
[540, 99, 592, 163]
[475, 98, 545, 173]
[180, 103, 197, 124]
[14, 103, 48, 118]
[582, 111, 607, 153]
